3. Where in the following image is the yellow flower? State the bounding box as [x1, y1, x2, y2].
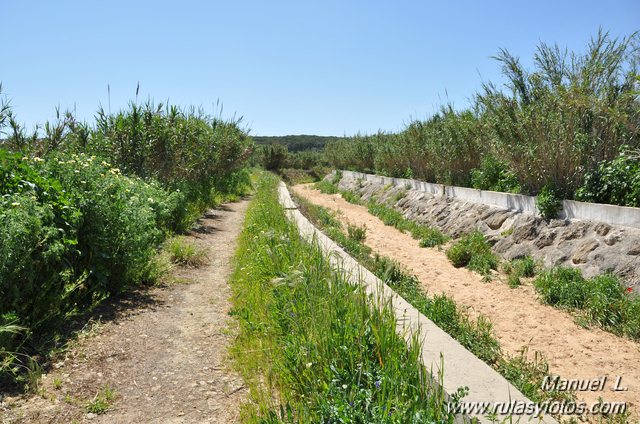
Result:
[11, 202, 20, 207]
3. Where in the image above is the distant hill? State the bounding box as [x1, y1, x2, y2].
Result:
[252, 135, 345, 152]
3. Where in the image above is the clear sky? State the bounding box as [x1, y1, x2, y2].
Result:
[1, 0, 638, 136]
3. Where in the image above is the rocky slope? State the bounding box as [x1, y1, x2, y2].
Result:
[335, 173, 640, 288]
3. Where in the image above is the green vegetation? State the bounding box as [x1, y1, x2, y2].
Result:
[292, 193, 570, 405]
[230, 173, 455, 423]
[347, 223, 367, 242]
[314, 177, 449, 248]
[470, 156, 520, 193]
[367, 202, 449, 248]
[314, 179, 340, 194]
[534, 267, 640, 340]
[503, 256, 538, 288]
[253, 141, 331, 184]
[253, 135, 345, 152]
[86, 385, 116, 414]
[324, 31, 640, 206]
[445, 232, 498, 276]
[575, 147, 640, 207]
[535, 185, 563, 220]
[0, 92, 252, 386]
[166, 236, 209, 267]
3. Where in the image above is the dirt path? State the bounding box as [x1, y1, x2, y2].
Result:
[2, 200, 250, 424]
[293, 184, 640, 417]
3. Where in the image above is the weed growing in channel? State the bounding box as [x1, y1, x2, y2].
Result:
[367, 201, 448, 248]
[503, 256, 537, 288]
[535, 267, 640, 340]
[446, 231, 498, 276]
[347, 223, 367, 242]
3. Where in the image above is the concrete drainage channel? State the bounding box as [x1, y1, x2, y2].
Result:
[278, 182, 557, 424]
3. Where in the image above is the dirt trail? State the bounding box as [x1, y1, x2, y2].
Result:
[2, 200, 250, 424]
[293, 184, 640, 416]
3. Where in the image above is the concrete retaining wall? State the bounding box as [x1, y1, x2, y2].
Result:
[338, 170, 640, 229]
[278, 182, 557, 424]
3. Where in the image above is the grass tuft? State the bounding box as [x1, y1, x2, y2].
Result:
[446, 231, 497, 276]
[534, 267, 640, 339]
[86, 385, 116, 415]
[166, 236, 208, 267]
[347, 223, 367, 242]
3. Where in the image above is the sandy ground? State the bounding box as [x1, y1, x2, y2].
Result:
[293, 183, 640, 418]
[1, 200, 250, 424]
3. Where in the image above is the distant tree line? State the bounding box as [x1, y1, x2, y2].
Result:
[253, 135, 346, 152]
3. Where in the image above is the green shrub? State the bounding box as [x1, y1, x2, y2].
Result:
[0, 152, 81, 343]
[583, 274, 627, 329]
[259, 143, 288, 171]
[47, 155, 168, 294]
[0, 151, 184, 385]
[340, 190, 361, 204]
[534, 267, 586, 308]
[347, 223, 367, 242]
[418, 229, 449, 248]
[314, 179, 339, 194]
[446, 231, 497, 275]
[536, 185, 562, 220]
[504, 256, 537, 288]
[508, 274, 521, 288]
[470, 156, 521, 193]
[515, 256, 536, 278]
[575, 148, 640, 207]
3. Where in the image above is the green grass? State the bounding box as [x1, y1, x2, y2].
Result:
[366, 202, 449, 248]
[229, 172, 455, 423]
[503, 256, 537, 288]
[314, 179, 339, 194]
[534, 267, 640, 340]
[347, 223, 367, 242]
[166, 236, 209, 267]
[445, 231, 498, 276]
[86, 385, 116, 414]
[313, 178, 363, 205]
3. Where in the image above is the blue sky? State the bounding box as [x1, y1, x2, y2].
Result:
[1, 0, 638, 136]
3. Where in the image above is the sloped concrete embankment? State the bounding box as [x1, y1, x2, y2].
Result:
[331, 171, 640, 288]
[278, 182, 557, 424]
